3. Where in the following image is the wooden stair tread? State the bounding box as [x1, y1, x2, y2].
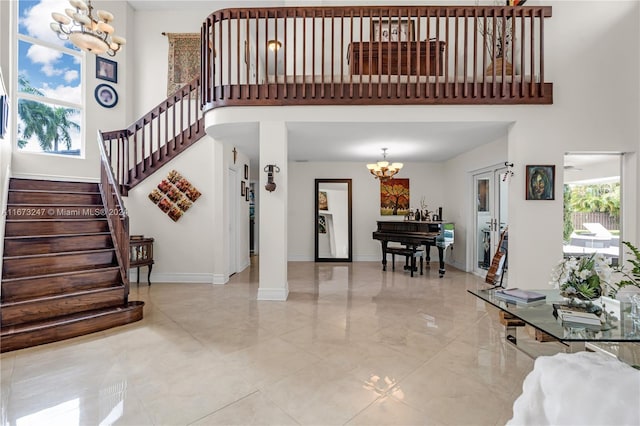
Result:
[0, 302, 144, 336]
[9, 189, 101, 195]
[6, 218, 108, 223]
[4, 232, 111, 240]
[1, 284, 125, 307]
[1, 265, 121, 283]
[3, 247, 115, 260]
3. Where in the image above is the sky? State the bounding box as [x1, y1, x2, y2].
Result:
[17, 0, 83, 153]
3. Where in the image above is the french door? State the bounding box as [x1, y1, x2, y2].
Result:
[473, 166, 509, 278]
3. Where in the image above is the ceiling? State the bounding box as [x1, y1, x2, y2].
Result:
[208, 121, 511, 169]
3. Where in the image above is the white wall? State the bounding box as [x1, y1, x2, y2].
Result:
[288, 160, 445, 261]
[125, 135, 251, 283]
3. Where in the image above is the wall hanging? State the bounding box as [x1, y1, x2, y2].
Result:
[148, 169, 201, 221]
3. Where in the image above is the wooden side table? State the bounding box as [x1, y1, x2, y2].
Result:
[130, 236, 154, 285]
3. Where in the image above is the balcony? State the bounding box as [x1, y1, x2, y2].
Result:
[200, 5, 553, 110]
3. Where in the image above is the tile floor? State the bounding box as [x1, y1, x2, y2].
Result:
[2, 260, 559, 426]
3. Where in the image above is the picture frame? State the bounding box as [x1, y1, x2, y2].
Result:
[96, 56, 117, 83]
[245, 189, 249, 201]
[241, 180, 245, 196]
[526, 165, 555, 200]
[244, 164, 249, 180]
[371, 19, 415, 42]
[94, 84, 118, 108]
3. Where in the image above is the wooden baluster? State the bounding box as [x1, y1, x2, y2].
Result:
[275, 10, 279, 99]
[501, 10, 507, 98]
[435, 8, 440, 98]
[426, 8, 431, 98]
[293, 10, 298, 99]
[227, 10, 231, 100]
[264, 11, 269, 98]
[330, 9, 335, 99]
[510, 7, 516, 98]
[395, 8, 401, 99]
[321, 9, 326, 99]
[520, 9, 525, 98]
[463, 8, 469, 98]
[302, 10, 306, 98]
[482, 11, 488, 98]
[236, 11, 240, 99]
[254, 10, 259, 98]
[530, 8, 535, 98]
[339, 10, 344, 98]
[539, 8, 545, 98]
[453, 9, 459, 99]
[416, 9, 422, 98]
[312, 9, 316, 98]
[349, 10, 354, 98]
[284, 11, 288, 99]
[386, 9, 391, 98]
[473, 8, 478, 98]
[445, 8, 451, 98]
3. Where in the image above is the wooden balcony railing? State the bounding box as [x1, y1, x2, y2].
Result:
[201, 5, 553, 110]
[101, 77, 205, 194]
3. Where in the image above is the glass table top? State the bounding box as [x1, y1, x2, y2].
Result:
[468, 288, 640, 343]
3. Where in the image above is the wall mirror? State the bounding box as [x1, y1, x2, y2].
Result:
[315, 179, 352, 262]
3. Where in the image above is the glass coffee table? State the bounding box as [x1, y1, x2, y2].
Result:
[469, 288, 640, 354]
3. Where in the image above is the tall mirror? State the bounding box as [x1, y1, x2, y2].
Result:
[315, 179, 352, 262]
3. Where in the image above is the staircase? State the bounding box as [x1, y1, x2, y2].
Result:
[1, 178, 143, 353]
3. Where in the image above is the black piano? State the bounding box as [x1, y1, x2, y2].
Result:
[372, 221, 454, 277]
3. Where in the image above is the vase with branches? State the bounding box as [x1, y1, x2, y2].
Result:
[477, 0, 528, 74]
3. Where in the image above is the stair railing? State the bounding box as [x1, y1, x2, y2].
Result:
[98, 130, 130, 299]
[101, 76, 205, 195]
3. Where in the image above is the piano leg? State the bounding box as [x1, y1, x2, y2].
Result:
[381, 241, 388, 271]
[438, 246, 445, 277]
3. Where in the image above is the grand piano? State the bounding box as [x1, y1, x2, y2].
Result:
[372, 221, 454, 277]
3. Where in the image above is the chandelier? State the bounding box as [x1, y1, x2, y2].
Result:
[50, 0, 126, 56]
[366, 148, 403, 181]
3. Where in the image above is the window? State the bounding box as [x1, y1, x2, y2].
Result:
[563, 153, 622, 265]
[16, 0, 83, 156]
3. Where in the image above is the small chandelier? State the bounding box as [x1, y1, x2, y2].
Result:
[366, 148, 403, 181]
[50, 0, 126, 57]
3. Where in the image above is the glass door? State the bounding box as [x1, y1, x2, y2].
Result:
[473, 167, 509, 278]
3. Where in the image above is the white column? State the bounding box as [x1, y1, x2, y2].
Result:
[211, 138, 228, 284]
[258, 121, 288, 301]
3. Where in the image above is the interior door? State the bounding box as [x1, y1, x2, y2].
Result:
[473, 167, 509, 277]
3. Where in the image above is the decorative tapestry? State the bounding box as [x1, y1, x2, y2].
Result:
[166, 33, 200, 96]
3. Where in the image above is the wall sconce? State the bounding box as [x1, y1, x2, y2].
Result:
[267, 39, 282, 52]
[264, 164, 280, 192]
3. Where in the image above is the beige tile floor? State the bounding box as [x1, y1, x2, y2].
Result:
[2, 260, 560, 426]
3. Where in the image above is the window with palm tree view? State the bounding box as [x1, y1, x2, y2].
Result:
[17, 0, 82, 156]
[563, 154, 622, 266]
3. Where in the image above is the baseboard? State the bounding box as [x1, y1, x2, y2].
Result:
[288, 255, 313, 261]
[11, 172, 100, 183]
[257, 283, 289, 301]
[130, 271, 216, 284]
[213, 274, 228, 285]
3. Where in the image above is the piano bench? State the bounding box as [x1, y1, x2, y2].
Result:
[386, 247, 423, 277]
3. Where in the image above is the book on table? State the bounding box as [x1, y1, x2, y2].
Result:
[494, 288, 546, 303]
[556, 309, 601, 326]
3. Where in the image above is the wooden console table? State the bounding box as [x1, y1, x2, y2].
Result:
[130, 236, 154, 285]
[348, 41, 445, 76]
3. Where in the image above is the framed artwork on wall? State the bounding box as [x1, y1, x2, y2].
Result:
[244, 164, 249, 180]
[96, 56, 117, 83]
[526, 165, 555, 200]
[241, 180, 245, 196]
[95, 84, 118, 108]
[371, 19, 415, 42]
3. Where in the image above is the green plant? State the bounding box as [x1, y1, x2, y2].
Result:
[563, 184, 573, 242]
[615, 241, 640, 292]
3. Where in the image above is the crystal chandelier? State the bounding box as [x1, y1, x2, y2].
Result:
[366, 148, 403, 181]
[50, 0, 126, 56]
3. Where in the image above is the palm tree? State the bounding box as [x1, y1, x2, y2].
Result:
[17, 75, 80, 152]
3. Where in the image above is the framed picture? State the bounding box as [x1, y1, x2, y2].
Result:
[526, 165, 555, 200]
[96, 56, 117, 83]
[245, 189, 249, 201]
[244, 164, 249, 180]
[94, 84, 118, 108]
[371, 19, 415, 42]
[241, 180, 245, 196]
